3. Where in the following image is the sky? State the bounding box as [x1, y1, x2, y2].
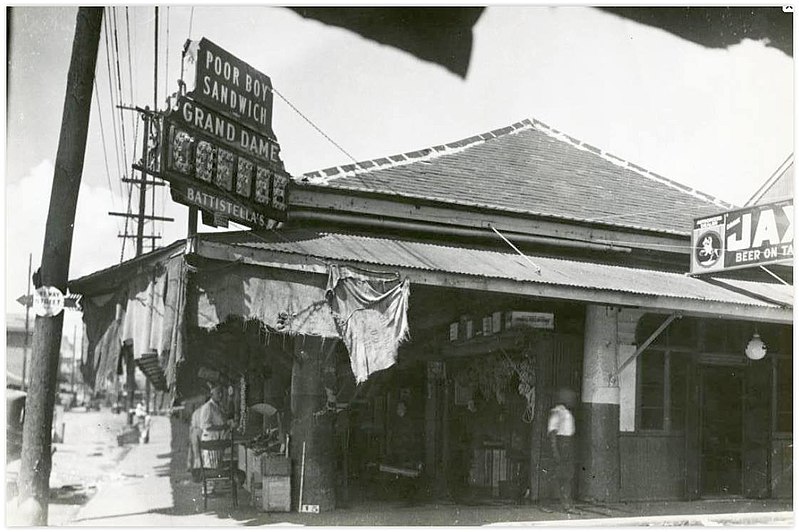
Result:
[4, 5, 795, 335]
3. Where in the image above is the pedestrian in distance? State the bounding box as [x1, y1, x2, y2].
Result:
[547, 387, 577, 512]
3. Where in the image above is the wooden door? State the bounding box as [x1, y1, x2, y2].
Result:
[742, 360, 771, 498]
[700, 366, 744, 496]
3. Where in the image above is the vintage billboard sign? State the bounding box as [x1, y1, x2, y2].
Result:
[162, 105, 289, 227]
[690, 199, 793, 274]
[172, 97, 281, 166]
[183, 38, 275, 139]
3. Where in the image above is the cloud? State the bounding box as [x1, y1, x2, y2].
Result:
[5, 160, 123, 316]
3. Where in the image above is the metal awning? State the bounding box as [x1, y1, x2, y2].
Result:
[192, 230, 792, 324]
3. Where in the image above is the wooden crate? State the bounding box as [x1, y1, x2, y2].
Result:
[262, 476, 291, 512]
[261, 455, 290, 476]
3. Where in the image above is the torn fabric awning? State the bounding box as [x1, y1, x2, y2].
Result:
[326, 264, 410, 384]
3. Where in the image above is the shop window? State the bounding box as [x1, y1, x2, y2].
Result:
[638, 350, 689, 431]
[776, 357, 792, 433]
[639, 351, 665, 430]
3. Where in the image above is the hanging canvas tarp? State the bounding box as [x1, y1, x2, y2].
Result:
[80, 254, 187, 392]
[194, 263, 339, 337]
[326, 264, 410, 384]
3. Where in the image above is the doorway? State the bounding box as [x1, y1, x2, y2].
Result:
[700, 366, 744, 497]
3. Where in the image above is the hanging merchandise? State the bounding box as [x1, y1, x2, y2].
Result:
[238, 375, 248, 434]
[326, 264, 410, 384]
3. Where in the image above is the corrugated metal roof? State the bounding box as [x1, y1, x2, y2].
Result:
[202, 230, 791, 309]
[296, 119, 734, 235]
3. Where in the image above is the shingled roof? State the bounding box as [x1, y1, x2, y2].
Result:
[298, 118, 734, 235]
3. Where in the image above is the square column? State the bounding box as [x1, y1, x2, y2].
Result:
[580, 305, 621, 502]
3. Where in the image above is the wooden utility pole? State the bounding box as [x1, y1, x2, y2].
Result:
[16, 8, 103, 525]
[21, 253, 32, 391]
[71, 326, 77, 394]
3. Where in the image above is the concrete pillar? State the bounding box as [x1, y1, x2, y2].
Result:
[290, 336, 337, 511]
[580, 305, 620, 502]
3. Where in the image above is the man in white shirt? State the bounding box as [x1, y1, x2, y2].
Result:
[198, 386, 232, 468]
[547, 387, 576, 512]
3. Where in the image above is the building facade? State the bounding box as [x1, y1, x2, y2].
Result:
[70, 118, 792, 509]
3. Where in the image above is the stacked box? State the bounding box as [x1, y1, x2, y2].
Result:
[262, 476, 290, 512]
[261, 455, 291, 512]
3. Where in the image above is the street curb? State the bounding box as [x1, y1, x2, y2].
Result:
[487, 511, 795, 527]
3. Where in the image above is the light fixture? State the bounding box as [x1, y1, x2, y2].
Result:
[745, 332, 767, 360]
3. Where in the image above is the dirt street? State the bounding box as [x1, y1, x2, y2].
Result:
[6, 407, 130, 526]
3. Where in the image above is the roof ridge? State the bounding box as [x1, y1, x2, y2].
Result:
[298, 119, 536, 185]
[297, 117, 734, 210]
[527, 118, 734, 210]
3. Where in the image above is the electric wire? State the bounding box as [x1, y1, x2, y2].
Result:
[119, 116, 140, 263]
[102, 12, 125, 196]
[92, 79, 123, 234]
[125, 7, 136, 134]
[120, 6, 138, 260]
[270, 85, 359, 164]
[112, 8, 132, 182]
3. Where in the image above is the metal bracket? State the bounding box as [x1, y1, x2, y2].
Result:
[609, 312, 681, 385]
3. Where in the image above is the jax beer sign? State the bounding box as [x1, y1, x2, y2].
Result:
[162, 38, 288, 228]
[690, 199, 793, 274]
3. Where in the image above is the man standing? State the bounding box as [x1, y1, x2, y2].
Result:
[547, 387, 576, 512]
[198, 385, 232, 469]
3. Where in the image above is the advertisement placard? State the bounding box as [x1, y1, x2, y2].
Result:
[690, 199, 793, 274]
[184, 38, 276, 139]
[161, 111, 289, 227]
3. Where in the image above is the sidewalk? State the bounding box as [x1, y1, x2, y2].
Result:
[68, 415, 793, 526]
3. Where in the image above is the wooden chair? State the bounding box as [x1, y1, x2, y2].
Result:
[197, 432, 238, 510]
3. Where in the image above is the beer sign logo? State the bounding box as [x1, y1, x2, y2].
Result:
[695, 231, 722, 268]
[690, 199, 793, 275]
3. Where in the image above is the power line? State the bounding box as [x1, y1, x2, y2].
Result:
[102, 12, 125, 196]
[270, 85, 358, 165]
[125, 7, 136, 137]
[92, 79, 123, 234]
[111, 8, 131, 180]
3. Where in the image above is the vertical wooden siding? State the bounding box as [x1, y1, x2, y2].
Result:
[771, 435, 793, 499]
[619, 433, 685, 501]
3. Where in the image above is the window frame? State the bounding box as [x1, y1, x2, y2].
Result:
[635, 347, 688, 434]
[772, 353, 792, 435]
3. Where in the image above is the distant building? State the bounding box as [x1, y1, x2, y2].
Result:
[6, 313, 80, 391]
[6, 313, 32, 388]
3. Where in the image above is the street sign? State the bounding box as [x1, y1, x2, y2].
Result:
[184, 38, 276, 139]
[32, 286, 65, 317]
[17, 293, 81, 310]
[690, 198, 793, 274]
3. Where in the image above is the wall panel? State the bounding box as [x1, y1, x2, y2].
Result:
[619, 433, 685, 501]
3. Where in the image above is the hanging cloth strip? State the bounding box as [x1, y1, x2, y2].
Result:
[326, 264, 410, 384]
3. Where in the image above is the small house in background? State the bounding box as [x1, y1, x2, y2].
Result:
[5, 314, 32, 389]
